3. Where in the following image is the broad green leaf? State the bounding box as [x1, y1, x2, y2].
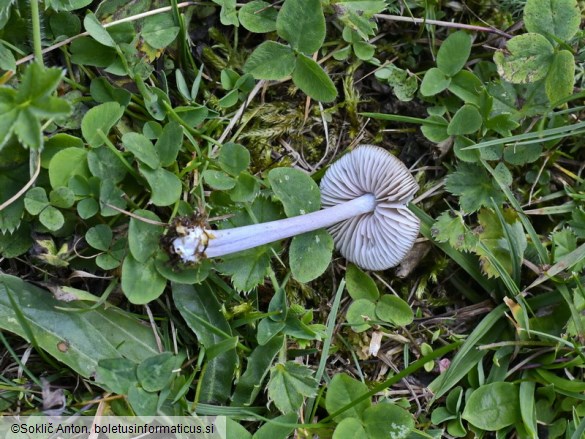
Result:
[90, 77, 131, 106]
[141, 13, 180, 49]
[545, 50, 575, 105]
[213, 0, 239, 26]
[436, 31, 472, 76]
[292, 54, 337, 103]
[218, 248, 272, 291]
[445, 162, 504, 213]
[137, 352, 177, 392]
[0, 44, 15, 71]
[156, 122, 183, 167]
[375, 294, 414, 326]
[46, 0, 92, 12]
[24, 187, 49, 215]
[203, 169, 236, 190]
[127, 386, 157, 416]
[70, 37, 117, 67]
[81, 102, 124, 147]
[268, 362, 318, 413]
[345, 299, 376, 333]
[141, 167, 182, 206]
[96, 358, 137, 394]
[462, 382, 520, 431]
[172, 282, 238, 403]
[333, 418, 367, 439]
[276, 0, 325, 53]
[219, 142, 250, 176]
[50, 11, 82, 36]
[420, 115, 449, 143]
[420, 68, 450, 96]
[96, 239, 125, 270]
[0, 274, 158, 378]
[232, 335, 284, 405]
[269, 167, 320, 217]
[325, 373, 371, 422]
[345, 264, 379, 301]
[353, 41, 375, 60]
[48, 147, 90, 189]
[121, 255, 167, 304]
[493, 33, 554, 84]
[363, 403, 415, 439]
[239, 1, 278, 33]
[122, 132, 160, 169]
[447, 104, 482, 135]
[503, 143, 542, 165]
[17, 63, 65, 102]
[244, 41, 296, 80]
[253, 413, 296, 439]
[155, 253, 210, 284]
[289, 230, 333, 283]
[520, 380, 538, 439]
[86, 224, 113, 251]
[229, 172, 260, 202]
[128, 210, 163, 262]
[524, 0, 580, 42]
[99, 179, 127, 216]
[87, 146, 128, 183]
[448, 70, 483, 105]
[84, 12, 116, 47]
[257, 318, 286, 346]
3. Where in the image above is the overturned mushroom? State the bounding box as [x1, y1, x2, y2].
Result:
[170, 145, 420, 271]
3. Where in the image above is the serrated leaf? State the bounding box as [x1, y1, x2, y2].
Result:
[244, 41, 295, 80]
[445, 163, 504, 214]
[239, 1, 277, 33]
[276, 0, 325, 53]
[268, 362, 318, 413]
[14, 108, 42, 150]
[218, 248, 272, 291]
[431, 211, 477, 251]
[292, 54, 337, 103]
[493, 33, 554, 84]
[524, 0, 580, 42]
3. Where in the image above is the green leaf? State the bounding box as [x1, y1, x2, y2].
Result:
[39, 206, 65, 231]
[213, 0, 239, 26]
[81, 102, 124, 147]
[257, 318, 286, 345]
[232, 335, 284, 405]
[436, 31, 472, 76]
[84, 12, 116, 47]
[448, 70, 483, 105]
[524, 0, 580, 42]
[0, 274, 158, 378]
[268, 362, 318, 413]
[493, 33, 554, 84]
[420, 115, 449, 143]
[48, 147, 90, 189]
[127, 386, 158, 416]
[86, 224, 113, 251]
[420, 68, 450, 96]
[70, 37, 117, 67]
[276, 0, 325, 53]
[519, 380, 538, 439]
[431, 211, 477, 251]
[218, 248, 272, 291]
[445, 163, 504, 214]
[269, 167, 320, 216]
[239, 1, 278, 33]
[447, 104, 482, 135]
[156, 122, 183, 167]
[253, 413, 297, 439]
[325, 373, 371, 422]
[545, 50, 575, 104]
[292, 54, 337, 103]
[128, 210, 163, 262]
[141, 167, 182, 206]
[14, 108, 42, 150]
[0, 224, 32, 258]
[0, 44, 16, 71]
[375, 294, 414, 326]
[96, 358, 137, 394]
[121, 255, 167, 304]
[219, 142, 250, 176]
[141, 13, 179, 49]
[17, 63, 65, 102]
[374, 64, 417, 101]
[363, 403, 415, 439]
[244, 41, 296, 80]
[122, 132, 160, 169]
[462, 382, 521, 431]
[333, 418, 367, 439]
[345, 264, 379, 301]
[229, 172, 260, 203]
[87, 146, 128, 183]
[99, 179, 127, 217]
[172, 282, 238, 403]
[49, 187, 75, 208]
[24, 187, 49, 215]
[289, 230, 333, 283]
[203, 169, 236, 190]
[346, 299, 376, 332]
[503, 143, 542, 165]
[136, 352, 177, 392]
[90, 77, 131, 106]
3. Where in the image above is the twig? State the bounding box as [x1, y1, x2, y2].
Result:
[0, 157, 41, 212]
[374, 14, 513, 39]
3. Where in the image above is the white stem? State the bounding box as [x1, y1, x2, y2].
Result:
[172, 194, 376, 263]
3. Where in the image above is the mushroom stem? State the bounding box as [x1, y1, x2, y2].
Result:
[172, 193, 376, 263]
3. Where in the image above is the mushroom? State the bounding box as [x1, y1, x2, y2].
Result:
[170, 145, 420, 271]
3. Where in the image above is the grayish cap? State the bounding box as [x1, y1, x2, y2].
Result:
[320, 145, 420, 270]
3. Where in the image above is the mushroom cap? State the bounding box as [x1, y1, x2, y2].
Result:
[320, 145, 420, 270]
